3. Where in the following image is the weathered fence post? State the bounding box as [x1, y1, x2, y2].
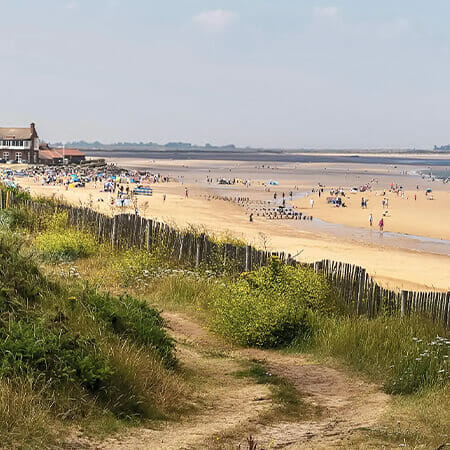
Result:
[245, 245, 252, 272]
[445, 292, 450, 329]
[401, 290, 407, 318]
[356, 269, 366, 315]
[196, 234, 204, 268]
[111, 214, 118, 248]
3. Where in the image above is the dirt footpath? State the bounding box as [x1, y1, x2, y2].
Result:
[93, 312, 389, 449]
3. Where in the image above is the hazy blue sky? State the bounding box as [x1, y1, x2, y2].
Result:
[1, 0, 450, 148]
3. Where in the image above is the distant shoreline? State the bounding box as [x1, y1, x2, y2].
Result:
[83, 149, 450, 167]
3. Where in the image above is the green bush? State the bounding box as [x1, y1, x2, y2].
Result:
[82, 290, 176, 368]
[212, 258, 332, 348]
[0, 320, 113, 391]
[0, 233, 53, 313]
[0, 208, 35, 231]
[0, 185, 31, 202]
[35, 229, 97, 261]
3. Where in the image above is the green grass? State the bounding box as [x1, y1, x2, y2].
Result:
[233, 360, 303, 416]
[35, 229, 98, 262]
[296, 315, 449, 395]
[1, 192, 448, 448]
[0, 232, 189, 447]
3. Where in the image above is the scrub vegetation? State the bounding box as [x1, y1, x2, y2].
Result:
[0, 187, 448, 448]
[0, 227, 186, 447]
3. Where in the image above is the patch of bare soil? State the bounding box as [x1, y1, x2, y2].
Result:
[241, 348, 389, 448]
[87, 312, 389, 449]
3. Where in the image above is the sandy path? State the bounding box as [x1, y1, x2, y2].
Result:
[90, 312, 389, 449]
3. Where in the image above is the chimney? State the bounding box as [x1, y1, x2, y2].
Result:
[30, 122, 35, 133]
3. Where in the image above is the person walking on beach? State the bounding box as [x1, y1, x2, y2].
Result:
[369, 213, 373, 227]
[310, 198, 314, 208]
[378, 217, 384, 232]
[361, 197, 365, 209]
[185, 188, 189, 198]
[249, 213, 253, 223]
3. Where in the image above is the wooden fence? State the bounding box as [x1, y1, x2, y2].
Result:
[309, 260, 449, 328]
[2, 189, 449, 328]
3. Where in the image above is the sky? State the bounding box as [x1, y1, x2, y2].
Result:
[1, 0, 450, 149]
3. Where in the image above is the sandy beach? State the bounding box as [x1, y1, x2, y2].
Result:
[294, 190, 450, 241]
[13, 155, 450, 292]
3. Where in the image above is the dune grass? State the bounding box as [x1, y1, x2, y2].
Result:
[0, 194, 448, 448]
[295, 314, 449, 394]
[0, 232, 189, 447]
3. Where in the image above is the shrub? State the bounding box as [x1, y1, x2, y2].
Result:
[0, 320, 113, 391]
[0, 233, 52, 313]
[0, 208, 35, 231]
[211, 258, 332, 348]
[35, 229, 97, 261]
[82, 290, 176, 368]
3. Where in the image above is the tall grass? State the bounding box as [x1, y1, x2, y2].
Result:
[0, 379, 57, 448]
[1, 194, 448, 447]
[0, 232, 189, 446]
[35, 228, 98, 262]
[297, 315, 449, 394]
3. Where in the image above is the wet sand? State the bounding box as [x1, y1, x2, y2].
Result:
[294, 190, 450, 241]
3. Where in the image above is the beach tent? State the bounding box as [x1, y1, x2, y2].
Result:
[426, 188, 432, 193]
[267, 180, 279, 186]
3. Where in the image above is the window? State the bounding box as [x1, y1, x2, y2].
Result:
[3, 152, 9, 160]
[15, 152, 22, 162]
